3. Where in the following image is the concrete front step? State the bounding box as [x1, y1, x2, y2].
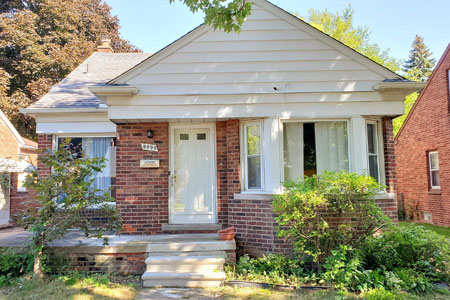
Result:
[147, 250, 226, 257]
[142, 271, 226, 288]
[146, 240, 235, 253]
[146, 256, 225, 272]
[141, 237, 235, 288]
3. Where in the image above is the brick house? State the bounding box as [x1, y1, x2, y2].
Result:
[22, 0, 423, 255]
[396, 44, 450, 226]
[0, 109, 37, 226]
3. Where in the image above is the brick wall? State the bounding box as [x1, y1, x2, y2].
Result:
[228, 196, 291, 257]
[382, 117, 396, 194]
[0, 116, 19, 160]
[396, 46, 450, 226]
[116, 123, 169, 234]
[216, 121, 229, 227]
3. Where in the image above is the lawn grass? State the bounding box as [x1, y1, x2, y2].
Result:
[0, 274, 136, 300]
[1, 276, 448, 300]
[399, 221, 450, 238]
[214, 287, 450, 300]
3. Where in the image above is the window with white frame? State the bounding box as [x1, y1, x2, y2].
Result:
[283, 121, 349, 182]
[243, 122, 263, 190]
[366, 122, 380, 182]
[429, 151, 440, 189]
[56, 137, 117, 197]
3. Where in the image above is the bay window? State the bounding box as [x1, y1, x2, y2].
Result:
[243, 121, 263, 190]
[283, 121, 349, 182]
[57, 137, 117, 196]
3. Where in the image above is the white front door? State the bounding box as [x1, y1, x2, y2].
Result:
[170, 125, 216, 224]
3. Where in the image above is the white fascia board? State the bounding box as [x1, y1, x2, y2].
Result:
[88, 85, 139, 97]
[37, 122, 117, 134]
[109, 101, 404, 120]
[20, 107, 108, 115]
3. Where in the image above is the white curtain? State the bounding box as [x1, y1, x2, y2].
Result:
[283, 123, 303, 182]
[83, 137, 112, 193]
[315, 122, 349, 174]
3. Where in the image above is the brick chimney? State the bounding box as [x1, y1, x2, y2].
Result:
[97, 36, 114, 53]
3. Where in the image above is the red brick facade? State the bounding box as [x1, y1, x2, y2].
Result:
[30, 117, 399, 255]
[115, 122, 170, 234]
[396, 45, 450, 226]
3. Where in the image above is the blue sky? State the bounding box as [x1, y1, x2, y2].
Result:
[105, 0, 449, 63]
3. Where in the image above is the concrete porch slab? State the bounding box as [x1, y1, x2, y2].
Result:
[0, 227, 234, 254]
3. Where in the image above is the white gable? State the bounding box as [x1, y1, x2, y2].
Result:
[124, 3, 390, 96]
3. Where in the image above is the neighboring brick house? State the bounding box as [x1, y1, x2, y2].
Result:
[396, 44, 450, 226]
[22, 0, 423, 254]
[0, 109, 37, 226]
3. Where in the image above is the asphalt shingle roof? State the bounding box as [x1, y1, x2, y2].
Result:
[29, 52, 152, 109]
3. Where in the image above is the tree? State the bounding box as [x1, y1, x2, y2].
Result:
[18, 141, 121, 277]
[403, 35, 436, 82]
[169, 0, 253, 33]
[0, 0, 139, 139]
[300, 6, 400, 72]
[393, 92, 418, 136]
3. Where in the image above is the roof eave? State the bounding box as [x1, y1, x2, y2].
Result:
[88, 85, 139, 97]
[20, 107, 109, 115]
[374, 81, 426, 95]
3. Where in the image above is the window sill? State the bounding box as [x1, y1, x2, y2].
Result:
[428, 189, 441, 195]
[374, 192, 396, 200]
[234, 193, 274, 201]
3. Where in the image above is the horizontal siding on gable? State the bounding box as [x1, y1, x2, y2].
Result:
[196, 29, 312, 41]
[244, 9, 279, 20]
[131, 70, 382, 85]
[140, 60, 368, 74]
[161, 49, 347, 63]
[178, 40, 330, 52]
[129, 3, 384, 97]
[136, 80, 380, 95]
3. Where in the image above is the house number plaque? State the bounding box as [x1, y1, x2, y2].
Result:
[141, 143, 158, 152]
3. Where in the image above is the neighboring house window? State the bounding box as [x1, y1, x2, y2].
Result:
[17, 172, 27, 192]
[366, 121, 380, 182]
[243, 121, 263, 190]
[283, 121, 349, 182]
[429, 151, 440, 189]
[57, 137, 117, 196]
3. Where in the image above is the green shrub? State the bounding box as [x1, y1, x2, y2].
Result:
[225, 254, 308, 285]
[273, 171, 390, 266]
[359, 225, 450, 282]
[0, 248, 33, 286]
